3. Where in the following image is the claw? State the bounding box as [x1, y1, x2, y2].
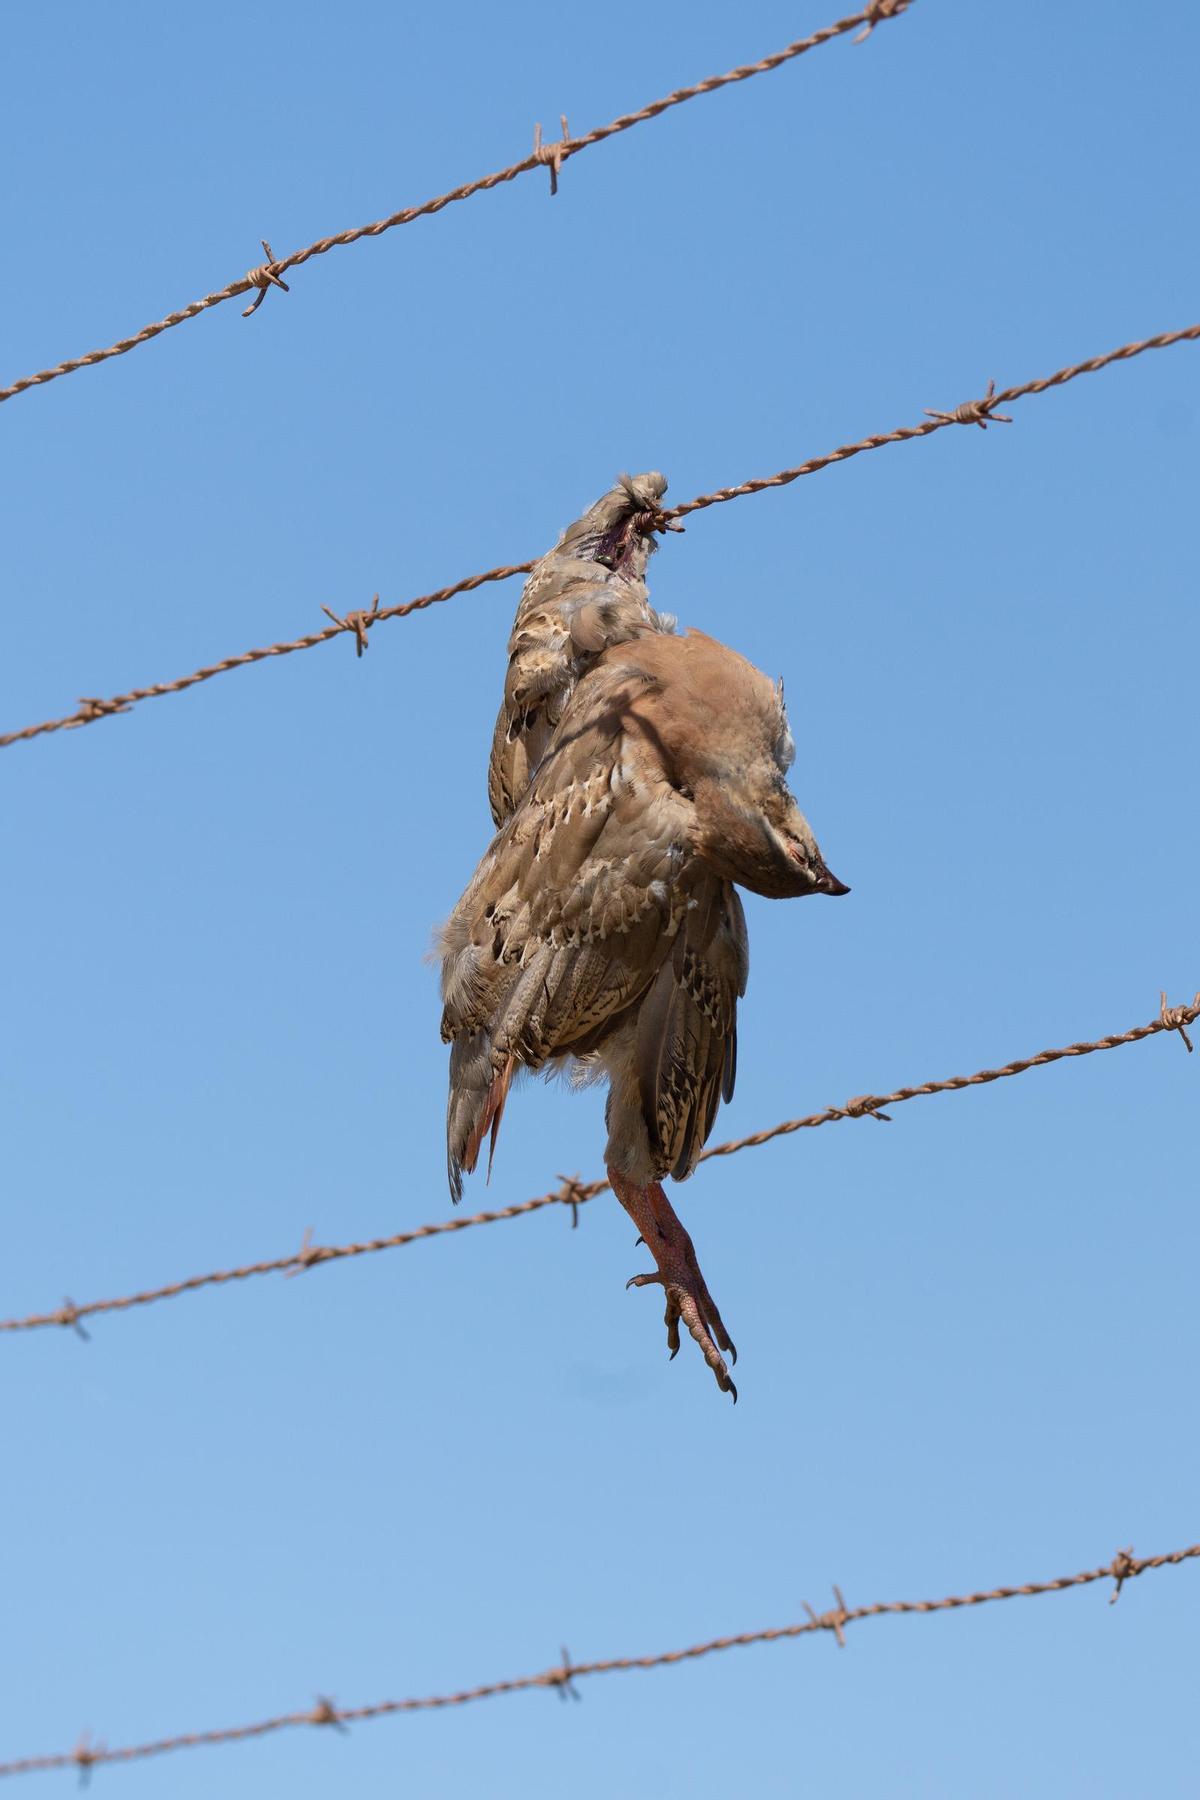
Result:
[611, 1171, 738, 1401]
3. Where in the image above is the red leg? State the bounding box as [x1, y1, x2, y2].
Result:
[607, 1169, 737, 1401]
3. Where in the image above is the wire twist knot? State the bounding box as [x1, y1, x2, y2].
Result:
[322, 593, 381, 657]
[804, 1585, 850, 1646]
[924, 378, 1013, 431]
[74, 696, 132, 725]
[55, 1297, 90, 1341]
[72, 1732, 102, 1787]
[1109, 1546, 1140, 1603]
[545, 1647, 582, 1701]
[286, 1227, 333, 1278]
[845, 1094, 892, 1122]
[1159, 990, 1197, 1053]
[633, 507, 685, 537]
[533, 117, 572, 195]
[308, 1695, 349, 1732]
[556, 1175, 590, 1230]
[854, 0, 914, 42]
[242, 239, 291, 317]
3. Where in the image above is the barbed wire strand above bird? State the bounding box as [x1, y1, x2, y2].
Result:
[3, 317, 1197, 753]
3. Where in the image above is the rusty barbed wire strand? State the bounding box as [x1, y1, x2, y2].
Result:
[1, 1539, 1195, 1780]
[666, 321, 1200, 517]
[0, 562, 538, 749]
[2, 990, 1193, 1337]
[0, 4, 911, 409]
[3, 317, 1197, 752]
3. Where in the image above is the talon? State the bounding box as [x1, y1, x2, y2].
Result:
[610, 1173, 738, 1401]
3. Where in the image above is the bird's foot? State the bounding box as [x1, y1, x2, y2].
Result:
[607, 1171, 737, 1401]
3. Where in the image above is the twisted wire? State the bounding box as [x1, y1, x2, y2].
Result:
[2, 992, 1192, 1336]
[4, 318, 1195, 752]
[0, 4, 910, 407]
[2, 1540, 1194, 1779]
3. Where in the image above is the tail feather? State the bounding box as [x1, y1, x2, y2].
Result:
[448, 1033, 517, 1201]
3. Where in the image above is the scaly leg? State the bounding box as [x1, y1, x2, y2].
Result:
[607, 1169, 737, 1402]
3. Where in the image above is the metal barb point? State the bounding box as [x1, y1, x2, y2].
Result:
[309, 1695, 349, 1733]
[845, 1094, 892, 1122]
[57, 1298, 90, 1342]
[1110, 1546, 1139, 1604]
[71, 1733, 101, 1790]
[242, 239, 291, 317]
[924, 378, 1013, 431]
[556, 1174, 588, 1229]
[634, 507, 685, 537]
[74, 696, 131, 725]
[854, 0, 913, 44]
[804, 1586, 849, 1646]
[322, 593, 381, 657]
[1159, 990, 1197, 1054]
[533, 116, 571, 195]
[550, 1646, 582, 1701]
[286, 1226, 327, 1279]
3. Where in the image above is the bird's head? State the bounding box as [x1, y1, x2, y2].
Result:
[624, 630, 849, 902]
[688, 767, 849, 900]
[557, 471, 674, 581]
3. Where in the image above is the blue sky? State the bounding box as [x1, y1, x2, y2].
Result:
[2, 1, 1198, 1793]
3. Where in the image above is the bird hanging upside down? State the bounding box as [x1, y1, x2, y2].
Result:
[438, 474, 846, 1400]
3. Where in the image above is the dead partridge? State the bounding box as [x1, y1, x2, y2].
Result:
[439, 626, 847, 1400]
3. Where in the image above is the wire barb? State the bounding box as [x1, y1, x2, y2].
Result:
[556, 1175, 591, 1230]
[1109, 1546, 1139, 1604]
[0, 5, 916, 407]
[71, 696, 132, 726]
[7, 317, 1196, 753]
[241, 240, 291, 318]
[285, 1226, 332, 1279]
[533, 116, 572, 195]
[1159, 990, 1197, 1053]
[803, 1585, 850, 1646]
[854, 0, 913, 42]
[546, 1647, 582, 1702]
[0, 989, 1192, 1337]
[321, 593, 381, 657]
[54, 1298, 90, 1342]
[923, 378, 1013, 430]
[70, 1733, 101, 1789]
[4, 1541, 1196, 1779]
[634, 506, 685, 537]
[308, 1696, 349, 1733]
[844, 1094, 892, 1122]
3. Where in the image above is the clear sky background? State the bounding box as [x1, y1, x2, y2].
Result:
[2, 2, 1198, 1794]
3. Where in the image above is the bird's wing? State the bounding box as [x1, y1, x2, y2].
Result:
[441, 659, 695, 1194]
[634, 879, 749, 1181]
[447, 660, 693, 1060]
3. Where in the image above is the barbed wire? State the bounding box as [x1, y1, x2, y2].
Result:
[3, 990, 1192, 1338]
[0, 3, 912, 410]
[1, 1538, 1194, 1780]
[3, 317, 1196, 753]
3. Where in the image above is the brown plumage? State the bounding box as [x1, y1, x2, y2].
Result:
[440, 592, 847, 1397]
[487, 470, 677, 827]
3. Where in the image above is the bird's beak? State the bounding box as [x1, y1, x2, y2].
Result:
[814, 867, 850, 897]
